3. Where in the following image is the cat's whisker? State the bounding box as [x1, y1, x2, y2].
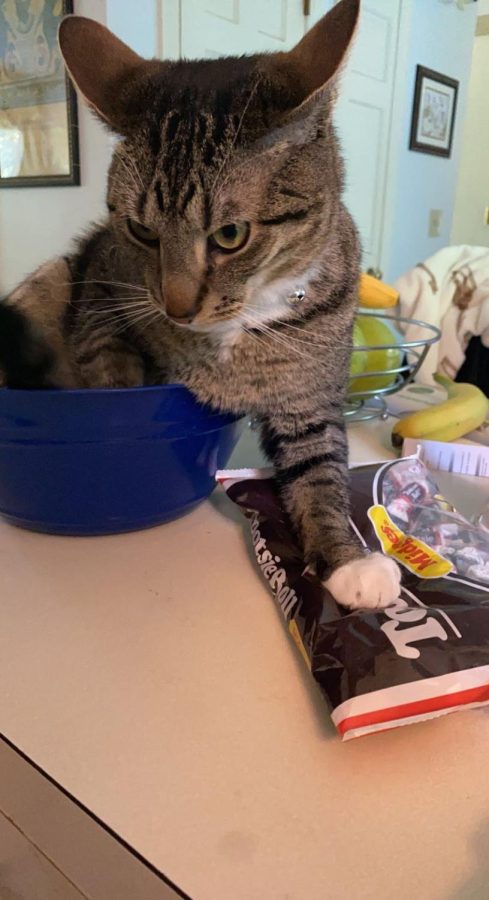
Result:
[241, 313, 318, 350]
[86, 301, 159, 332]
[60, 280, 149, 293]
[118, 154, 146, 196]
[91, 301, 156, 320]
[87, 309, 153, 324]
[78, 306, 153, 325]
[83, 299, 154, 311]
[243, 324, 311, 369]
[240, 308, 354, 355]
[83, 301, 153, 313]
[276, 322, 352, 350]
[261, 325, 335, 353]
[210, 72, 262, 199]
[241, 324, 274, 356]
[113, 147, 145, 193]
[109, 308, 161, 338]
[241, 311, 340, 370]
[114, 159, 140, 193]
[114, 146, 135, 178]
[241, 309, 319, 355]
[239, 302, 352, 350]
[127, 308, 162, 330]
[242, 315, 317, 363]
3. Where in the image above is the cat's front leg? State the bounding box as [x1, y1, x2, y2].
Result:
[260, 412, 400, 610]
[72, 321, 145, 388]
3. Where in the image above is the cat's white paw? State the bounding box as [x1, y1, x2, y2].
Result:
[324, 553, 401, 610]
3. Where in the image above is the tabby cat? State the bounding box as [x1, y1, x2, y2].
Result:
[0, 0, 400, 610]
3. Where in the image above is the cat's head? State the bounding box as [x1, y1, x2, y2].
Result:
[59, 0, 359, 336]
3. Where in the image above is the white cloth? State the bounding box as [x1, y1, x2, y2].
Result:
[394, 245, 489, 385]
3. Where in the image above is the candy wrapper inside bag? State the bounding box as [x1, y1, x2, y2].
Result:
[217, 458, 489, 740]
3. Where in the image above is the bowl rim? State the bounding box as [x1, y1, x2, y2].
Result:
[0, 383, 244, 427]
[0, 383, 200, 399]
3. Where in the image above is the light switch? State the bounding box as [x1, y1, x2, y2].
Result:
[484, 207, 489, 226]
[428, 209, 442, 238]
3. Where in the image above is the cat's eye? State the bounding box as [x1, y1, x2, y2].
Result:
[127, 218, 160, 247]
[209, 222, 250, 253]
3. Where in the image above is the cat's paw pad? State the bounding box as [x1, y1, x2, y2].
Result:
[324, 553, 401, 610]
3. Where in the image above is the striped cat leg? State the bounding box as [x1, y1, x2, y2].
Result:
[260, 414, 400, 610]
[72, 316, 146, 388]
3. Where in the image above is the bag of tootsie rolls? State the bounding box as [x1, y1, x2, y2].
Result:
[217, 457, 489, 740]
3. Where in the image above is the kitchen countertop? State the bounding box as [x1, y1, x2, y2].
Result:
[1, 416, 489, 900]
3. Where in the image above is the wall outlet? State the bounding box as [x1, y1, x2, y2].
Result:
[428, 209, 443, 238]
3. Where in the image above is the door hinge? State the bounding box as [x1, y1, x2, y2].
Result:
[303, 0, 311, 15]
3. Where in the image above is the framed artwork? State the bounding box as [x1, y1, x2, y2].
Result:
[409, 65, 459, 159]
[0, 0, 80, 187]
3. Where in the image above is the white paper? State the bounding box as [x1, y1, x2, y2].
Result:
[403, 438, 489, 478]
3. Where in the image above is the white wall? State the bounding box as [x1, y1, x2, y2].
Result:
[451, 30, 489, 247]
[0, 0, 112, 295]
[107, 0, 159, 57]
[382, 0, 477, 282]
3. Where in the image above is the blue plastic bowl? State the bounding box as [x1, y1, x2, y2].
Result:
[0, 385, 242, 535]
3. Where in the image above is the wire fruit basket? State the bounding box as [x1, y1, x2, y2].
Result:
[344, 309, 441, 422]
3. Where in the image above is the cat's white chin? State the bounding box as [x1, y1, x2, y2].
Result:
[324, 553, 401, 611]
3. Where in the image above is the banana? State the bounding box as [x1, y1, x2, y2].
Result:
[391, 373, 489, 447]
[358, 273, 399, 309]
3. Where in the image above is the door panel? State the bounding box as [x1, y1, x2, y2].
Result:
[204, 0, 239, 22]
[181, 0, 306, 58]
[351, 7, 391, 82]
[338, 99, 384, 263]
[309, 0, 401, 271]
[258, 0, 288, 42]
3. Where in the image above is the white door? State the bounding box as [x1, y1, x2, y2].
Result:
[174, 0, 401, 273]
[180, 0, 307, 58]
[309, 0, 402, 273]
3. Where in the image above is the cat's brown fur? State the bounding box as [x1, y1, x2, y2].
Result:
[0, 0, 401, 608]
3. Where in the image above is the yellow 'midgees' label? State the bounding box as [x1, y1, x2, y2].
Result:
[367, 505, 453, 579]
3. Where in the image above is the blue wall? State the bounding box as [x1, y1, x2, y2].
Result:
[383, 0, 477, 282]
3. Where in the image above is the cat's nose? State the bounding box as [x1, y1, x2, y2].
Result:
[163, 274, 200, 324]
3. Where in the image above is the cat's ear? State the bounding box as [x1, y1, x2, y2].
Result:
[59, 16, 159, 132]
[274, 0, 359, 111]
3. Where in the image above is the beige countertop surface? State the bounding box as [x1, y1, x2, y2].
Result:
[1, 418, 489, 900]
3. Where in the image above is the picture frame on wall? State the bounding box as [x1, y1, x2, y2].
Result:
[0, 0, 80, 188]
[409, 65, 459, 159]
